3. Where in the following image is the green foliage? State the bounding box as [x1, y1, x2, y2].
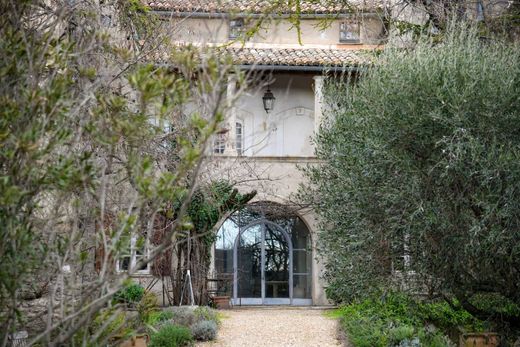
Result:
[334, 293, 479, 347]
[187, 180, 256, 242]
[137, 291, 159, 323]
[90, 308, 133, 343]
[149, 324, 193, 347]
[419, 300, 485, 333]
[193, 306, 221, 326]
[147, 310, 175, 326]
[160, 306, 220, 333]
[469, 293, 520, 318]
[190, 320, 217, 341]
[113, 283, 145, 305]
[303, 23, 520, 318]
[170, 307, 196, 327]
[0, 0, 248, 343]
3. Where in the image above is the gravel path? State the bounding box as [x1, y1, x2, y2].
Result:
[197, 308, 342, 347]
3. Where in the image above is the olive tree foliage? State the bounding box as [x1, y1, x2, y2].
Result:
[302, 26, 520, 313]
[0, 0, 249, 345]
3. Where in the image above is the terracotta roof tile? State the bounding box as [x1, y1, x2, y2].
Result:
[145, 0, 384, 14]
[226, 46, 369, 67]
[155, 44, 373, 68]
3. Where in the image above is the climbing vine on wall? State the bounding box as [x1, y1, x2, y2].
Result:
[151, 180, 256, 305]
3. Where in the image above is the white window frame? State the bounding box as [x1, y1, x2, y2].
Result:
[213, 132, 226, 154]
[339, 19, 361, 44]
[229, 18, 245, 40]
[236, 120, 244, 156]
[116, 235, 151, 274]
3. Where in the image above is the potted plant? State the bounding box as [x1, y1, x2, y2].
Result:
[118, 334, 149, 347]
[459, 332, 499, 347]
[211, 296, 231, 309]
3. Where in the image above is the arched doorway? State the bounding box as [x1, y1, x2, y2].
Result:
[214, 203, 312, 305]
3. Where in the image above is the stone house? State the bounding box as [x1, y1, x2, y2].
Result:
[132, 0, 386, 307]
[124, 0, 513, 306]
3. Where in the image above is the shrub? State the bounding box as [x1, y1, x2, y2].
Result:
[469, 293, 520, 318]
[149, 324, 193, 347]
[90, 308, 132, 343]
[137, 290, 159, 323]
[147, 310, 175, 326]
[419, 300, 485, 332]
[191, 320, 218, 341]
[335, 292, 479, 347]
[169, 307, 196, 327]
[193, 306, 220, 325]
[113, 282, 145, 305]
[388, 325, 416, 345]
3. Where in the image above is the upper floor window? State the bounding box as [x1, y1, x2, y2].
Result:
[339, 20, 360, 43]
[229, 18, 245, 40]
[236, 121, 243, 156]
[117, 234, 150, 274]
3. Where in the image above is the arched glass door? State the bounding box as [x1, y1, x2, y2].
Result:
[214, 204, 312, 305]
[234, 221, 293, 305]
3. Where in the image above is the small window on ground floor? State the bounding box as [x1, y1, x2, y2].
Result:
[213, 132, 226, 154]
[117, 234, 150, 274]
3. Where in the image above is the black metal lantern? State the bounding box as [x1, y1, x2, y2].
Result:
[262, 88, 275, 113]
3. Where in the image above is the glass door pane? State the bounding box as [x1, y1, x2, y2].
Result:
[237, 224, 262, 298]
[264, 224, 290, 298]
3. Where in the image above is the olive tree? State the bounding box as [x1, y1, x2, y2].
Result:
[303, 25, 520, 321]
[0, 0, 254, 345]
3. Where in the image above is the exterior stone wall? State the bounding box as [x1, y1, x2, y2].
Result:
[201, 156, 331, 306]
[168, 16, 385, 47]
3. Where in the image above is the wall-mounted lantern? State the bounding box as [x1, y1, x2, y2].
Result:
[262, 88, 276, 113]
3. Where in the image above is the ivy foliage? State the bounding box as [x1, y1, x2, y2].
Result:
[187, 181, 256, 241]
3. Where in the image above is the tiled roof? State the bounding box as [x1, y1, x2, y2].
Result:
[227, 46, 369, 67]
[155, 44, 373, 68]
[145, 0, 384, 14]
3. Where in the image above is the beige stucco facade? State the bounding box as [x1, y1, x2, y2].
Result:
[167, 15, 385, 47]
[198, 68, 332, 305]
[131, 6, 387, 306]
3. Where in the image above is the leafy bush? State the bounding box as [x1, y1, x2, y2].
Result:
[303, 21, 520, 313]
[388, 325, 415, 345]
[168, 307, 196, 327]
[147, 310, 175, 326]
[137, 290, 159, 323]
[333, 292, 480, 347]
[113, 282, 145, 305]
[469, 293, 520, 318]
[193, 306, 220, 326]
[149, 324, 193, 347]
[89, 308, 133, 343]
[191, 320, 218, 341]
[419, 300, 484, 333]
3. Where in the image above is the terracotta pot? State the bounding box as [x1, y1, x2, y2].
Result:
[119, 334, 149, 347]
[459, 333, 499, 347]
[212, 295, 231, 309]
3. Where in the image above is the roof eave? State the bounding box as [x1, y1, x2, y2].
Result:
[149, 10, 383, 19]
[237, 64, 361, 72]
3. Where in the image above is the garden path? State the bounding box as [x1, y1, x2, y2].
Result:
[197, 307, 342, 347]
